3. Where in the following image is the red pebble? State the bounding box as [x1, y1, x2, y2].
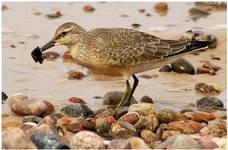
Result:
[68, 97, 86, 104]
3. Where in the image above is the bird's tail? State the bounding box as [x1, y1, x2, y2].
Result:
[167, 40, 209, 57]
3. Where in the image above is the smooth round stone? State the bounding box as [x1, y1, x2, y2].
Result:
[155, 134, 201, 149]
[30, 132, 69, 149]
[69, 131, 105, 149]
[65, 121, 83, 133]
[61, 104, 93, 118]
[171, 58, 195, 75]
[119, 112, 140, 125]
[110, 121, 137, 139]
[23, 115, 42, 124]
[196, 96, 224, 110]
[140, 95, 154, 103]
[140, 129, 157, 143]
[108, 139, 131, 149]
[95, 117, 111, 136]
[129, 137, 150, 149]
[103, 91, 137, 105]
[7, 93, 48, 116]
[3, 127, 37, 149]
[159, 65, 172, 72]
[128, 103, 155, 116]
[2, 91, 8, 103]
[156, 108, 177, 123]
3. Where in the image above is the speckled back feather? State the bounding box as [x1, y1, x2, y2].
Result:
[87, 28, 190, 67]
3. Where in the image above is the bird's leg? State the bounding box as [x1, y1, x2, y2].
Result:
[112, 80, 131, 115]
[123, 74, 139, 106]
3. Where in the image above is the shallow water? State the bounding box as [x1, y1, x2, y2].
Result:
[2, 2, 227, 111]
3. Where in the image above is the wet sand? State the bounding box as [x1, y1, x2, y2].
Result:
[2, 2, 227, 111]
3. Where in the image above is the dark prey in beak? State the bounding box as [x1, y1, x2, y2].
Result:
[31, 40, 55, 64]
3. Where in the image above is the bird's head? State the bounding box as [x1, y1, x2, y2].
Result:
[41, 22, 86, 51]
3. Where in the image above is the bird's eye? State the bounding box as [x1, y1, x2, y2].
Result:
[61, 31, 67, 36]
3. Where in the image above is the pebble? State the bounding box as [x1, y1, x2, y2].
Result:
[10, 44, 16, 48]
[167, 121, 195, 134]
[198, 136, 218, 149]
[196, 96, 224, 110]
[43, 51, 60, 61]
[95, 117, 111, 136]
[108, 139, 131, 149]
[186, 120, 202, 133]
[68, 96, 86, 104]
[28, 116, 58, 136]
[183, 111, 216, 122]
[67, 70, 85, 80]
[128, 103, 155, 116]
[159, 65, 172, 72]
[154, 2, 168, 12]
[30, 132, 69, 149]
[103, 91, 137, 106]
[62, 50, 75, 62]
[156, 108, 177, 123]
[110, 120, 137, 139]
[65, 120, 83, 133]
[2, 112, 10, 118]
[155, 134, 201, 149]
[2, 5, 8, 11]
[171, 58, 195, 75]
[140, 129, 157, 143]
[202, 62, 221, 71]
[154, 2, 168, 16]
[188, 7, 210, 21]
[21, 122, 37, 132]
[138, 9, 146, 13]
[45, 11, 62, 19]
[8, 93, 52, 116]
[69, 131, 105, 149]
[77, 118, 95, 130]
[129, 137, 150, 149]
[2, 116, 23, 130]
[207, 118, 227, 137]
[140, 95, 153, 103]
[197, 67, 216, 75]
[145, 13, 152, 17]
[23, 115, 42, 124]
[3, 127, 37, 149]
[139, 73, 158, 79]
[83, 5, 95, 13]
[2, 91, 8, 103]
[212, 110, 226, 118]
[135, 114, 159, 132]
[195, 83, 221, 94]
[131, 23, 141, 29]
[119, 112, 140, 125]
[32, 9, 42, 16]
[61, 104, 93, 118]
[43, 100, 55, 117]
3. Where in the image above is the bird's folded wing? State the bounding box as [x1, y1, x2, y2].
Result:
[88, 28, 190, 67]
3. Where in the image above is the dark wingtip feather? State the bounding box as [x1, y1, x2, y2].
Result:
[186, 40, 210, 51]
[166, 40, 209, 58]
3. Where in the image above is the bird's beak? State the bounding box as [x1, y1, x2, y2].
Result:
[41, 40, 56, 52]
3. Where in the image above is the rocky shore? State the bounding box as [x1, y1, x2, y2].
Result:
[2, 92, 227, 149]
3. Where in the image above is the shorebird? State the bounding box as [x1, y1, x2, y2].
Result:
[32, 22, 208, 114]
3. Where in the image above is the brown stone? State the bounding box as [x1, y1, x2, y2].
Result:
[68, 97, 86, 104]
[119, 112, 139, 125]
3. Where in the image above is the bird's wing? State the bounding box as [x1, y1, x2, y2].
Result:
[88, 28, 190, 67]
